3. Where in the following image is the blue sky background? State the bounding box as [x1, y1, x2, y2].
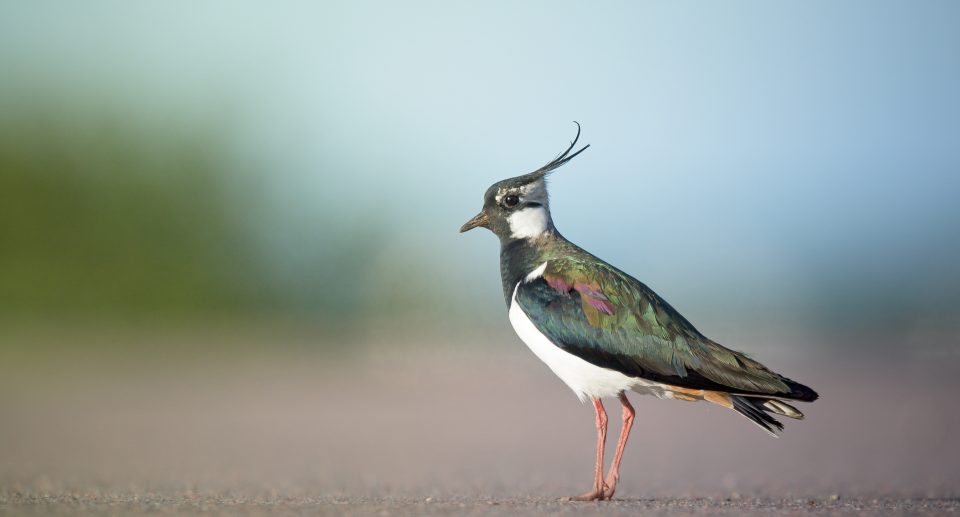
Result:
[2, 1, 958, 348]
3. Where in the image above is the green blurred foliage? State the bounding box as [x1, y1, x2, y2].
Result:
[0, 105, 265, 320]
[0, 98, 466, 335]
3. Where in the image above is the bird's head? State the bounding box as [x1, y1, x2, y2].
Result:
[459, 123, 589, 242]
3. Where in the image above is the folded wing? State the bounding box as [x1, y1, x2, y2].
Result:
[515, 255, 817, 402]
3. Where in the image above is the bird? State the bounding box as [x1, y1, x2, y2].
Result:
[459, 124, 818, 501]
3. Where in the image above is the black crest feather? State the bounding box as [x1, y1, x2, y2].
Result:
[531, 121, 590, 177]
[505, 122, 590, 187]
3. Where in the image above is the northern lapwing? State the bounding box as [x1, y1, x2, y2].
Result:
[459, 124, 818, 501]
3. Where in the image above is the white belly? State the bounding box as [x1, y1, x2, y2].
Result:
[509, 284, 642, 402]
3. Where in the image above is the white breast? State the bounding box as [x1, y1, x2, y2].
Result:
[509, 282, 640, 402]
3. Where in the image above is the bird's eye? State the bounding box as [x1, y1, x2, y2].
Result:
[503, 194, 520, 207]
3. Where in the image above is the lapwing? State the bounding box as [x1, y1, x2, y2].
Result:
[459, 124, 818, 501]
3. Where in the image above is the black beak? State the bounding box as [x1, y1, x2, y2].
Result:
[459, 211, 489, 233]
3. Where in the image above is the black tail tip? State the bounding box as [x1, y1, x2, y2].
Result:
[732, 396, 784, 437]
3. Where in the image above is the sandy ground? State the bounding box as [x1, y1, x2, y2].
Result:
[1, 330, 958, 515]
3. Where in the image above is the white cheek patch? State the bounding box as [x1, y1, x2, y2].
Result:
[508, 207, 549, 239]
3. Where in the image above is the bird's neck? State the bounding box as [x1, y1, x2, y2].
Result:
[498, 229, 565, 307]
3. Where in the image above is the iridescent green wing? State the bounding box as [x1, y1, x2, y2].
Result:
[515, 255, 815, 400]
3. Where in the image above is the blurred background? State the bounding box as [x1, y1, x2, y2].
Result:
[1, 0, 958, 505]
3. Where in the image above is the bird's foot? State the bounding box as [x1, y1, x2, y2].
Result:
[561, 491, 601, 502]
[562, 484, 611, 502]
[602, 474, 618, 500]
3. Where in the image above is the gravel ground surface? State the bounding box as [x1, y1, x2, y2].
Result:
[2, 493, 959, 516]
[1, 332, 958, 515]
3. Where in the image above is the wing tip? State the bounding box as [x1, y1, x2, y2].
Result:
[784, 378, 819, 402]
